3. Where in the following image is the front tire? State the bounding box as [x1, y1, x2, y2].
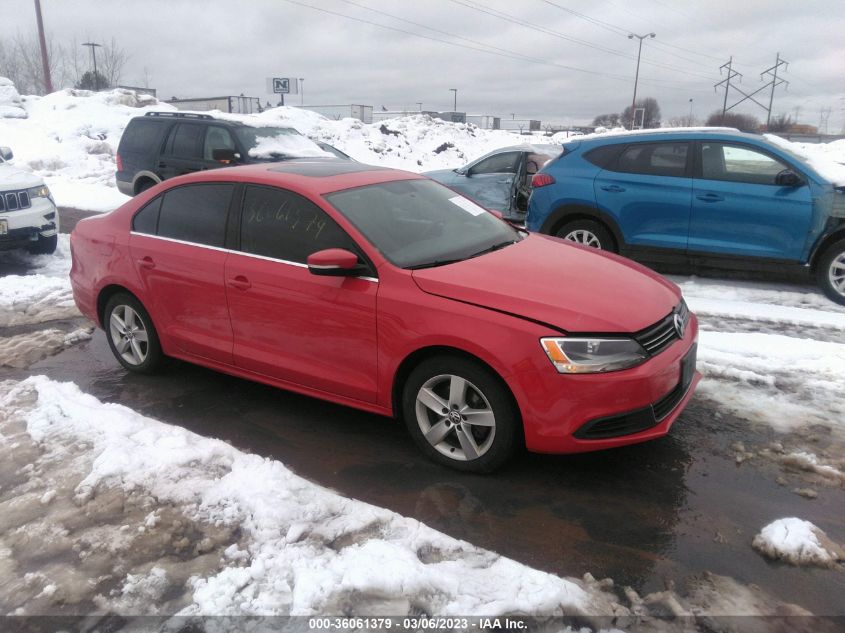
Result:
[26, 233, 57, 255]
[402, 356, 519, 473]
[104, 293, 165, 374]
[555, 219, 615, 252]
[817, 239, 845, 306]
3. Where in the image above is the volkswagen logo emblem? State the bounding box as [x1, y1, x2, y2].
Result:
[673, 312, 686, 338]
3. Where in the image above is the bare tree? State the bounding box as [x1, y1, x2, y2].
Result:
[99, 37, 129, 88]
[706, 111, 760, 132]
[621, 97, 661, 129]
[667, 115, 699, 127]
[0, 32, 71, 95]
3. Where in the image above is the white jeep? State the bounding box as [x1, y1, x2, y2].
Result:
[0, 146, 59, 254]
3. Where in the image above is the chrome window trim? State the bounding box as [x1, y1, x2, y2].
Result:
[129, 231, 378, 282]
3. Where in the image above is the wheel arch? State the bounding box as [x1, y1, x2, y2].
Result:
[809, 224, 845, 273]
[97, 284, 143, 328]
[132, 171, 162, 195]
[539, 204, 624, 249]
[390, 345, 524, 444]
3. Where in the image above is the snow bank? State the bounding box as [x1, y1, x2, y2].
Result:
[0, 76, 27, 119]
[0, 234, 77, 327]
[765, 134, 845, 186]
[2, 376, 621, 617]
[752, 518, 844, 567]
[247, 133, 333, 159]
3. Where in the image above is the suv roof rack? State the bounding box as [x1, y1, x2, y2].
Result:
[144, 111, 214, 120]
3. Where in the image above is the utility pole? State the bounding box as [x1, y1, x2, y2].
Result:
[82, 42, 102, 90]
[689, 98, 694, 125]
[33, 0, 52, 94]
[628, 32, 655, 129]
[449, 88, 457, 112]
[761, 53, 788, 128]
[416, 102, 422, 111]
[299, 78, 304, 105]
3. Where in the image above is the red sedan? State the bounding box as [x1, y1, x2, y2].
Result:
[70, 160, 700, 472]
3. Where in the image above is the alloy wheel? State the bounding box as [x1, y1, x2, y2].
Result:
[109, 305, 149, 366]
[414, 374, 496, 461]
[564, 229, 601, 248]
[829, 252, 845, 298]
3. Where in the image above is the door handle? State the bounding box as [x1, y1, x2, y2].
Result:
[137, 256, 155, 269]
[696, 193, 724, 202]
[600, 185, 625, 193]
[227, 275, 251, 291]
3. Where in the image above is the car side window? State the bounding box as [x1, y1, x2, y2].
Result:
[203, 126, 236, 161]
[157, 184, 233, 247]
[470, 152, 521, 175]
[700, 143, 788, 185]
[165, 123, 205, 159]
[239, 185, 359, 264]
[617, 142, 689, 177]
[132, 196, 161, 234]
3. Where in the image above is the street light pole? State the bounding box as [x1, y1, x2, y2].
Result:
[299, 78, 304, 105]
[449, 88, 457, 112]
[689, 98, 694, 125]
[82, 42, 102, 90]
[628, 32, 655, 129]
[416, 102, 422, 111]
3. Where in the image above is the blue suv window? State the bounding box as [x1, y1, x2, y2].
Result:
[616, 142, 689, 177]
[700, 143, 788, 185]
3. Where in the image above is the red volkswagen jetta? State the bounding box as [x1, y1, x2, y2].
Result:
[70, 161, 700, 472]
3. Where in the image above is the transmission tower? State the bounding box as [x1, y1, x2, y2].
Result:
[715, 57, 742, 116]
[761, 53, 789, 127]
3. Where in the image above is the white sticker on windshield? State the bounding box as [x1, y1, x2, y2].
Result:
[449, 195, 487, 216]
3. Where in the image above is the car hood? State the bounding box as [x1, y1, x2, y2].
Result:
[0, 164, 42, 190]
[411, 233, 681, 333]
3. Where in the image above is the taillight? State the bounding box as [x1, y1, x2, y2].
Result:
[532, 173, 555, 188]
[116, 153, 123, 172]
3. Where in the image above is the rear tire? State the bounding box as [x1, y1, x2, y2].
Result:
[104, 293, 166, 374]
[555, 219, 615, 252]
[402, 355, 519, 473]
[26, 233, 57, 255]
[817, 239, 845, 306]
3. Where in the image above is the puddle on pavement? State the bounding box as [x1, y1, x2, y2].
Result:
[4, 331, 844, 616]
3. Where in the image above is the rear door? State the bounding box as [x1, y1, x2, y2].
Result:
[158, 122, 208, 179]
[689, 141, 814, 260]
[129, 183, 235, 363]
[594, 141, 692, 251]
[225, 185, 379, 403]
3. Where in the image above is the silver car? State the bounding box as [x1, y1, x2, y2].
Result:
[424, 144, 561, 221]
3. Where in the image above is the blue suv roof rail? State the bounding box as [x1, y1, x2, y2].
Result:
[144, 111, 213, 120]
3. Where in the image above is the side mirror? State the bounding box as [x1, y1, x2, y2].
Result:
[212, 148, 237, 163]
[0, 146, 13, 161]
[307, 248, 368, 276]
[775, 169, 803, 187]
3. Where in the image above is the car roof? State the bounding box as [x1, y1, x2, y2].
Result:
[565, 127, 767, 147]
[161, 160, 423, 195]
[136, 112, 297, 131]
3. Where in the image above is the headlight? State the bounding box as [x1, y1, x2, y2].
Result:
[541, 337, 647, 373]
[28, 184, 52, 200]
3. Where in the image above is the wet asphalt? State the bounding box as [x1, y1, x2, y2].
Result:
[1, 207, 842, 615]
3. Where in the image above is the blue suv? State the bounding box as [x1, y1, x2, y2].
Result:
[527, 129, 845, 304]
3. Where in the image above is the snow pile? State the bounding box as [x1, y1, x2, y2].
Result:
[0, 234, 77, 327]
[1, 376, 624, 618]
[247, 132, 334, 159]
[752, 518, 844, 568]
[0, 76, 27, 119]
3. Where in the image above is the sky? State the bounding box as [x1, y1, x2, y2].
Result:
[3, 0, 844, 130]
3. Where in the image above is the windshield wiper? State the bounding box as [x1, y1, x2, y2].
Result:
[406, 240, 517, 270]
[467, 239, 517, 259]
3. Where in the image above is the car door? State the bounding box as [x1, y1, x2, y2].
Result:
[689, 141, 814, 260]
[157, 122, 208, 180]
[593, 141, 693, 251]
[128, 183, 235, 363]
[225, 184, 379, 403]
[453, 151, 521, 212]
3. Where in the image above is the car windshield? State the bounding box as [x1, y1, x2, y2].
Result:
[325, 179, 521, 269]
[234, 127, 333, 159]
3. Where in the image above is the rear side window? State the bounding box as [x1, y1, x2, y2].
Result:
[120, 119, 165, 153]
[166, 123, 205, 158]
[584, 144, 624, 169]
[239, 185, 357, 263]
[132, 196, 161, 234]
[157, 184, 233, 247]
[616, 142, 689, 177]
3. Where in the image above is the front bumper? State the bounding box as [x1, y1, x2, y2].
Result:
[0, 196, 59, 250]
[512, 314, 700, 454]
